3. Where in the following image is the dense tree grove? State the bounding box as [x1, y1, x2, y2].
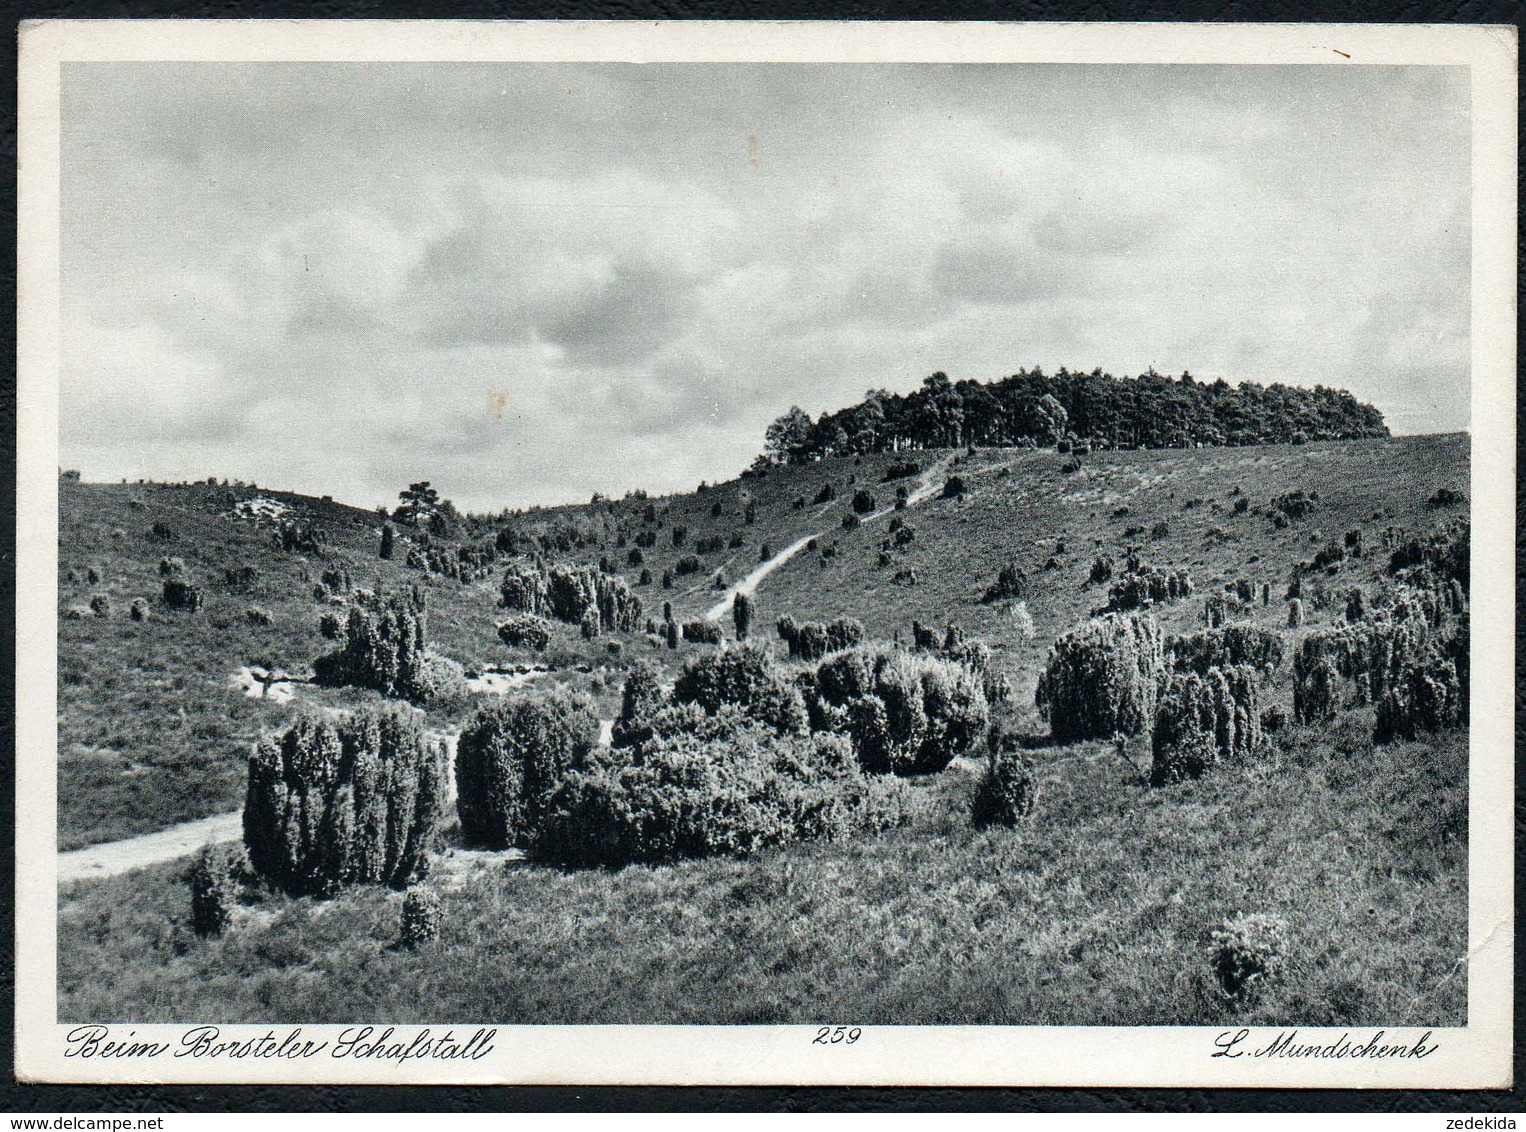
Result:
[681, 620, 724, 644]
[1293, 580, 1467, 740]
[1102, 564, 1194, 614]
[1388, 517, 1469, 589]
[671, 646, 809, 736]
[1291, 517, 1468, 743]
[536, 706, 911, 868]
[525, 646, 924, 867]
[406, 540, 496, 583]
[760, 369, 1387, 464]
[1169, 624, 1284, 675]
[776, 614, 864, 660]
[497, 614, 553, 651]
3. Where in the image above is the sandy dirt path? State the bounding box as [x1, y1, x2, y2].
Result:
[58, 812, 245, 885]
[60, 463, 974, 882]
[703, 454, 953, 622]
[700, 533, 820, 622]
[61, 454, 979, 883]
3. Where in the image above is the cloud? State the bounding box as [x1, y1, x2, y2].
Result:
[539, 258, 699, 365]
[383, 407, 506, 460]
[1032, 208, 1178, 256]
[591, 349, 781, 439]
[930, 237, 1068, 306]
[61, 310, 241, 446]
[57, 62, 1472, 510]
[410, 243, 699, 364]
[400, 171, 735, 360]
[254, 209, 427, 337]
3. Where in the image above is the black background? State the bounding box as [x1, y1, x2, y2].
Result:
[1, 0, 1521, 1112]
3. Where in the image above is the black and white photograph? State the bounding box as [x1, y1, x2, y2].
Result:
[15, 20, 1515, 1088]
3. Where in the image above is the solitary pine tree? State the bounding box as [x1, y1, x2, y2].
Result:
[395, 482, 442, 527]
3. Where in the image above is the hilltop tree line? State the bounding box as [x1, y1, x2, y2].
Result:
[761, 368, 1388, 465]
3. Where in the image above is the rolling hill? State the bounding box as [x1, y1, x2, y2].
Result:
[58, 433, 1467, 850]
[55, 430, 1470, 1026]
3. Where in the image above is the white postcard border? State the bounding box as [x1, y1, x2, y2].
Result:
[15, 18, 1517, 1088]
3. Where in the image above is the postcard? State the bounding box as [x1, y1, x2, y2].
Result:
[15, 18, 1516, 1087]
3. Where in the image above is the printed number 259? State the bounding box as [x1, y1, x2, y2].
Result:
[813, 1026, 862, 1045]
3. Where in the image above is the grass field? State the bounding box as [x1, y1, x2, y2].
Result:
[55, 433, 1470, 1025]
[58, 715, 1465, 1025]
[58, 434, 1466, 848]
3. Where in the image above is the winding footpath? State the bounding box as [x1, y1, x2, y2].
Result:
[58, 812, 246, 885]
[61, 452, 967, 885]
[702, 454, 952, 622]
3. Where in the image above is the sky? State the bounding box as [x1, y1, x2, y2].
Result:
[60, 62, 1470, 513]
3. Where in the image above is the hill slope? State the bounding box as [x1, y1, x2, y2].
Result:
[58, 433, 1467, 849]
